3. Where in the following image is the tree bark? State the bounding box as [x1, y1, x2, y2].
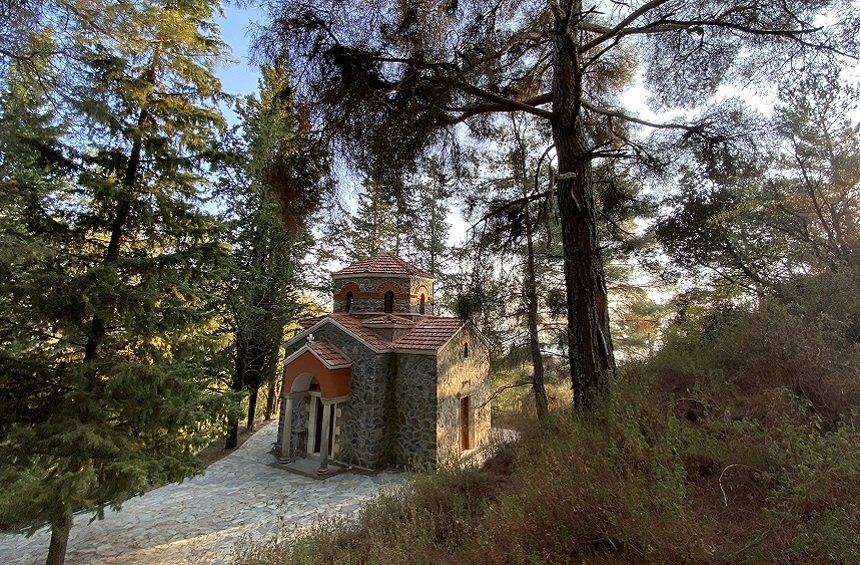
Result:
[45, 512, 71, 565]
[264, 377, 277, 420]
[551, 3, 616, 409]
[262, 330, 282, 420]
[246, 385, 259, 431]
[523, 195, 549, 421]
[225, 338, 245, 449]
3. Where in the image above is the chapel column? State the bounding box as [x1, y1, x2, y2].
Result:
[279, 394, 295, 460]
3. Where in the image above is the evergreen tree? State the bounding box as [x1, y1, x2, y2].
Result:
[349, 173, 399, 259]
[657, 67, 860, 295]
[408, 157, 451, 277]
[216, 61, 324, 448]
[0, 3, 237, 563]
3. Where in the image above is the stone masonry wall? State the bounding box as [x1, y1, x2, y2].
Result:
[409, 276, 435, 315]
[391, 353, 438, 468]
[288, 395, 308, 458]
[273, 394, 310, 459]
[435, 325, 491, 466]
[332, 276, 412, 314]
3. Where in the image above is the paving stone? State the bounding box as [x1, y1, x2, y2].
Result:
[0, 422, 402, 564]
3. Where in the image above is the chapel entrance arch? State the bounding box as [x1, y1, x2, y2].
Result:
[280, 344, 350, 475]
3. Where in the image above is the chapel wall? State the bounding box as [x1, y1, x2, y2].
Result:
[390, 353, 438, 468]
[435, 325, 492, 466]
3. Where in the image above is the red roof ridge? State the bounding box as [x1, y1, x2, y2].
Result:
[332, 253, 435, 279]
[362, 314, 415, 326]
[285, 313, 475, 354]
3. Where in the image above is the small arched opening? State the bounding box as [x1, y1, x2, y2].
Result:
[345, 291, 353, 312]
[384, 290, 395, 313]
[419, 293, 426, 314]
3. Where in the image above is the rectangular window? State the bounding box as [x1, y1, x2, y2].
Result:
[459, 396, 471, 451]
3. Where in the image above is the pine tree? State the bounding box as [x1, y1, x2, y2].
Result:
[0, 3, 237, 563]
[349, 173, 399, 259]
[409, 157, 451, 277]
[264, 0, 856, 408]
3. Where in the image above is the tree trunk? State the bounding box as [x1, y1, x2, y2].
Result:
[262, 330, 282, 421]
[264, 377, 277, 421]
[45, 512, 71, 565]
[246, 385, 259, 431]
[523, 196, 549, 421]
[83, 50, 159, 362]
[551, 5, 616, 409]
[225, 339, 245, 449]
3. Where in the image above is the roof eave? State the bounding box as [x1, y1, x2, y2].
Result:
[331, 271, 436, 280]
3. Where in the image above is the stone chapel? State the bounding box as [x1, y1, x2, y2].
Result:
[275, 253, 491, 474]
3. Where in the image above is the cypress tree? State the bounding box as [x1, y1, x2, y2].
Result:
[409, 157, 451, 278]
[216, 62, 323, 448]
[349, 173, 400, 259]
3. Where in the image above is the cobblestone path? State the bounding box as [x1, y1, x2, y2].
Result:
[0, 422, 401, 564]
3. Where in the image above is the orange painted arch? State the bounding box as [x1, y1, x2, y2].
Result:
[282, 349, 350, 399]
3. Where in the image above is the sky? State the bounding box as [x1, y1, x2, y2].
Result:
[214, 6, 262, 119]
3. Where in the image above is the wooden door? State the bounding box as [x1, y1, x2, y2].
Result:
[313, 397, 324, 454]
[460, 396, 470, 451]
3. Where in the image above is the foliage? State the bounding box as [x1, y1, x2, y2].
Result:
[657, 68, 860, 295]
[0, 0, 239, 558]
[405, 157, 452, 278]
[348, 173, 401, 259]
[215, 62, 324, 436]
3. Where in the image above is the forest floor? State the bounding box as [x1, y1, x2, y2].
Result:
[0, 422, 401, 564]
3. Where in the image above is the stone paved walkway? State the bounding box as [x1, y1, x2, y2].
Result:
[0, 422, 401, 564]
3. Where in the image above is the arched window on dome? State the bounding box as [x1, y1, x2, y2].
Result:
[384, 291, 394, 313]
[345, 291, 353, 312]
[419, 293, 426, 314]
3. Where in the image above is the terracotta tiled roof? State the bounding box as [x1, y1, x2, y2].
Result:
[298, 315, 326, 329]
[392, 317, 465, 351]
[362, 314, 415, 327]
[291, 313, 467, 353]
[332, 253, 434, 278]
[307, 340, 351, 367]
[328, 312, 393, 350]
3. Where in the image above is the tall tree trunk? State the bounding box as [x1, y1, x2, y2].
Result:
[263, 333, 282, 420]
[551, 4, 616, 409]
[264, 378, 277, 420]
[225, 338, 245, 449]
[246, 385, 259, 431]
[45, 512, 71, 565]
[523, 197, 549, 421]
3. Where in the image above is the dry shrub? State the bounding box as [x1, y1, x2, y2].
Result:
[233, 466, 506, 565]
[655, 270, 860, 429]
[460, 385, 708, 564]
